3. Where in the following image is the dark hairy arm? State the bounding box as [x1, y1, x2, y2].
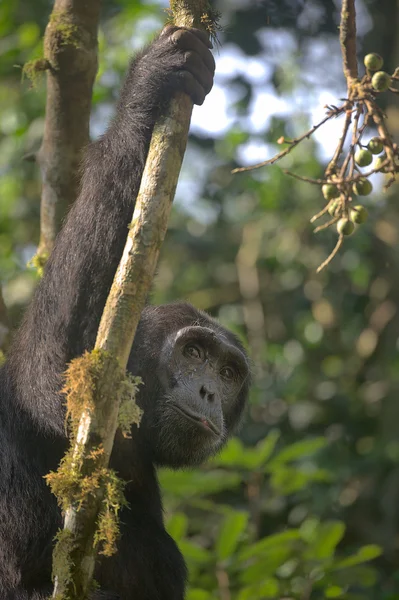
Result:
[7, 27, 215, 434]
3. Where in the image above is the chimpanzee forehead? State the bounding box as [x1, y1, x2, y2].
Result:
[174, 325, 228, 345]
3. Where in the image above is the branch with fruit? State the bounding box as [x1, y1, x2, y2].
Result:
[233, 0, 399, 272]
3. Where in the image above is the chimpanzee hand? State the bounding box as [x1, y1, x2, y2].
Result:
[139, 26, 215, 106]
[160, 26, 215, 105]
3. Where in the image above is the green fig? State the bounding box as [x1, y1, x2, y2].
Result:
[354, 148, 373, 167]
[364, 53, 383, 71]
[328, 200, 340, 216]
[367, 137, 384, 155]
[375, 154, 388, 172]
[337, 218, 355, 236]
[353, 178, 372, 196]
[371, 71, 391, 92]
[322, 184, 340, 201]
[350, 205, 368, 224]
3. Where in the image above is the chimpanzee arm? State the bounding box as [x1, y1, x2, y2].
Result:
[7, 28, 215, 434]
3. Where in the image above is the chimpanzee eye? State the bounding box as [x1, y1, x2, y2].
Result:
[183, 344, 203, 360]
[220, 366, 236, 380]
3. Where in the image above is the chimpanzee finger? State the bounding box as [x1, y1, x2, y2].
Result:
[174, 71, 207, 105]
[182, 51, 214, 94]
[182, 27, 213, 49]
[161, 25, 213, 49]
[170, 29, 215, 74]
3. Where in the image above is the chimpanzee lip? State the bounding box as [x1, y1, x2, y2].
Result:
[170, 404, 220, 436]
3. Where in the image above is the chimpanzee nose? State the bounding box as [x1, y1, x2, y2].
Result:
[200, 384, 215, 402]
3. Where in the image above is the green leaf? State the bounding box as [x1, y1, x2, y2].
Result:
[179, 541, 211, 565]
[186, 590, 212, 600]
[299, 517, 320, 543]
[306, 521, 346, 560]
[270, 467, 308, 493]
[237, 578, 279, 600]
[269, 437, 327, 465]
[334, 545, 382, 569]
[325, 586, 345, 598]
[329, 565, 378, 588]
[211, 438, 245, 467]
[238, 529, 300, 561]
[216, 511, 249, 561]
[211, 432, 280, 470]
[239, 546, 293, 583]
[276, 558, 298, 578]
[166, 512, 188, 541]
[159, 469, 241, 497]
[252, 430, 281, 468]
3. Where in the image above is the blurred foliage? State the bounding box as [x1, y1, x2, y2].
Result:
[163, 433, 383, 599]
[2, 0, 399, 598]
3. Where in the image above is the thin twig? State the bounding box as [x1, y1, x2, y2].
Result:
[347, 161, 390, 181]
[310, 205, 330, 224]
[231, 108, 344, 174]
[339, 104, 362, 181]
[286, 161, 391, 186]
[314, 215, 339, 233]
[283, 171, 326, 185]
[316, 235, 344, 273]
[216, 567, 231, 600]
[325, 109, 352, 177]
[345, 103, 363, 197]
[301, 580, 314, 600]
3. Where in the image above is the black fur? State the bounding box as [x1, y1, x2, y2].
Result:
[0, 28, 249, 600]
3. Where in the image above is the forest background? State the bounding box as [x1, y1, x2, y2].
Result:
[1, 0, 399, 598]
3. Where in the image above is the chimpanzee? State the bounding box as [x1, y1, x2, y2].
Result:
[0, 26, 250, 599]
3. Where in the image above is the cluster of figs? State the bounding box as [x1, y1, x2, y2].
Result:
[321, 52, 393, 237]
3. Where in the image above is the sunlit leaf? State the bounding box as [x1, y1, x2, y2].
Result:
[252, 429, 280, 467]
[237, 578, 279, 600]
[299, 517, 320, 542]
[216, 511, 249, 561]
[269, 437, 327, 465]
[159, 469, 241, 497]
[179, 541, 212, 565]
[212, 431, 280, 470]
[186, 589, 212, 600]
[325, 586, 345, 598]
[238, 529, 300, 561]
[333, 545, 382, 569]
[166, 512, 188, 542]
[306, 521, 345, 559]
[211, 438, 245, 467]
[329, 565, 378, 588]
[239, 546, 293, 583]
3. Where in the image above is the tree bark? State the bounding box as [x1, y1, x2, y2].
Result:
[339, 0, 358, 88]
[37, 0, 100, 261]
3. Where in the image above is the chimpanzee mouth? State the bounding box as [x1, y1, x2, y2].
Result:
[169, 404, 220, 437]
